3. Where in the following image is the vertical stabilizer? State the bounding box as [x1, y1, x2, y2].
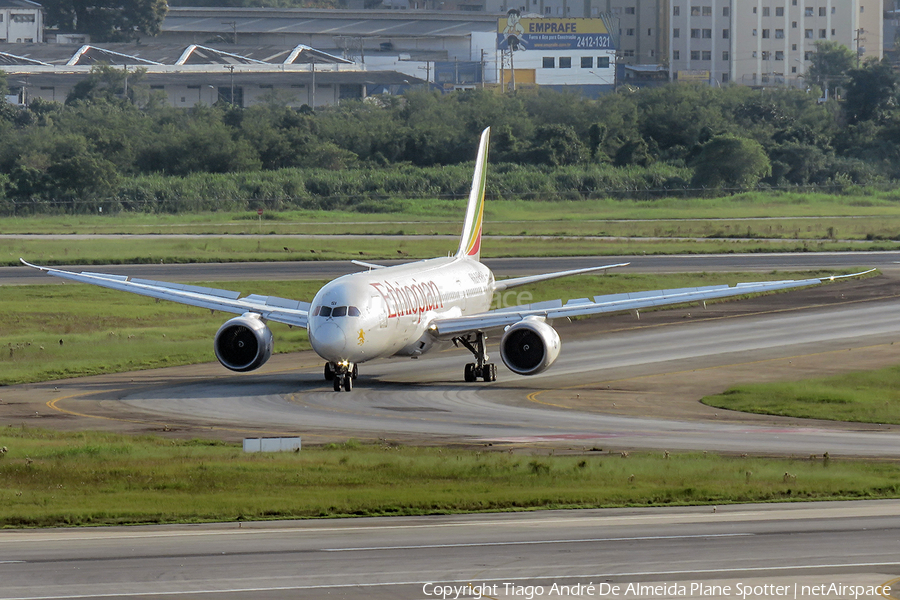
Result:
[456, 127, 491, 261]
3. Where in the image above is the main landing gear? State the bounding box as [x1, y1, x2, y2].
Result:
[455, 331, 497, 383]
[325, 362, 358, 392]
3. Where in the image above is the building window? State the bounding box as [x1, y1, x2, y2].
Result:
[723, 50, 729, 60]
[762, 7, 769, 16]
[544, 7, 551, 13]
[542, 56, 555, 68]
[597, 56, 610, 68]
[626, 28, 635, 36]
[672, 50, 680, 60]
[722, 73, 729, 83]
[673, 6, 680, 15]
[702, 6, 711, 15]
[722, 29, 729, 39]
[762, 51, 770, 60]
[775, 29, 784, 39]
[752, 29, 757, 36]
[831, 28, 835, 35]
[625, 6, 635, 14]
[622, 49, 635, 57]
[819, 29, 827, 38]
[752, 7, 756, 13]
[805, 29, 813, 38]
[691, 50, 701, 60]
[804, 7, 813, 16]
[792, 44, 797, 50]
[673, 28, 680, 37]
[647, 28, 652, 36]
[691, 6, 700, 16]
[762, 29, 770, 38]
[775, 51, 784, 60]
[818, 6, 826, 16]
[703, 29, 712, 38]
[691, 28, 700, 38]
[11, 13, 36, 22]
[559, 57, 571, 68]
[723, 7, 729, 16]
[702, 50, 711, 60]
[804, 51, 812, 60]
[776, 7, 783, 16]
[581, 56, 592, 68]
[792, 21, 797, 28]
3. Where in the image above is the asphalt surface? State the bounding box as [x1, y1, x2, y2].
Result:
[2, 500, 899, 599]
[1, 251, 893, 285]
[112, 293, 900, 456]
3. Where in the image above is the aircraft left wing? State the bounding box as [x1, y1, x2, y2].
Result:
[20, 260, 310, 328]
[430, 270, 875, 338]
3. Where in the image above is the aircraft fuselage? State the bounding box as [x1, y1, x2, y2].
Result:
[307, 256, 494, 365]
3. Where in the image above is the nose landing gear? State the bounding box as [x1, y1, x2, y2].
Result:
[326, 362, 358, 392]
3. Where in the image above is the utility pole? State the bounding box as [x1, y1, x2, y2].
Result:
[222, 21, 237, 44]
[226, 64, 235, 105]
[855, 28, 866, 68]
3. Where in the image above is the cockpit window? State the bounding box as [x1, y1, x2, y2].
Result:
[319, 306, 332, 317]
[332, 306, 348, 317]
[348, 306, 361, 317]
[312, 306, 320, 316]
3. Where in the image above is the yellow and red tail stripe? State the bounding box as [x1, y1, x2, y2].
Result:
[457, 127, 490, 262]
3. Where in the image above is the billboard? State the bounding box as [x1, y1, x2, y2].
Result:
[497, 15, 613, 51]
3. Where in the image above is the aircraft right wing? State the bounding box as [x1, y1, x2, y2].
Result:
[430, 269, 876, 338]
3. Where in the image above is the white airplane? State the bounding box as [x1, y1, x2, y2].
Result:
[23, 128, 872, 392]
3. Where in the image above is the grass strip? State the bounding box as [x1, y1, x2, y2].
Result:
[3, 236, 897, 267]
[0, 272, 859, 386]
[1, 427, 897, 528]
[703, 365, 900, 424]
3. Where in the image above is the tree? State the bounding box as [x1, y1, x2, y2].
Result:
[66, 65, 148, 105]
[843, 59, 900, 123]
[691, 135, 771, 189]
[805, 41, 856, 95]
[40, 0, 167, 42]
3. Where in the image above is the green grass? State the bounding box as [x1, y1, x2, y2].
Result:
[0, 271, 863, 386]
[1, 427, 897, 528]
[703, 365, 900, 424]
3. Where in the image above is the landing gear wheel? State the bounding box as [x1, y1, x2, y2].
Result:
[333, 376, 342, 392]
[456, 332, 497, 383]
[343, 375, 353, 391]
[324, 363, 335, 381]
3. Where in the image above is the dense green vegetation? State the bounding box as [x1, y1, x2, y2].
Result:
[2, 428, 896, 528]
[703, 364, 900, 424]
[3, 60, 900, 215]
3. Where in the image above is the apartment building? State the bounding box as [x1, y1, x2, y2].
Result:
[670, 0, 883, 86]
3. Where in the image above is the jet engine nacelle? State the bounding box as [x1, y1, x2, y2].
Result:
[499, 317, 561, 376]
[214, 313, 273, 372]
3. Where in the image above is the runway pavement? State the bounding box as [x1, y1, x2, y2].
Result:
[108, 292, 900, 457]
[1, 251, 894, 285]
[2, 500, 899, 599]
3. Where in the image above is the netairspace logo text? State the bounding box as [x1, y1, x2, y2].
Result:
[422, 581, 892, 599]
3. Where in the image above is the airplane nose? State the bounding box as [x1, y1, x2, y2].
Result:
[310, 321, 346, 358]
